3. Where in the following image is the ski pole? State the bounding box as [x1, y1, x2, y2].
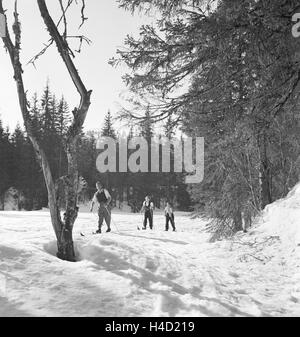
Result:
[80, 210, 97, 237]
[92, 211, 98, 221]
[137, 212, 142, 230]
[111, 214, 121, 233]
[105, 205, 120, 233]
[139, 211, 145, 230]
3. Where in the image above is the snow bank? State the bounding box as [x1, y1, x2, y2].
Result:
[1, 183, 300, 317]
[261, 183, 300, 247]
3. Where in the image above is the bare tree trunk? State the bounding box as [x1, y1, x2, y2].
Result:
[0, 193, 4, 210]
[233, 209, 243, 232]
[38, 0, 92, 260]
[258, 133, 272, 210]
[1, 0, 92, 261]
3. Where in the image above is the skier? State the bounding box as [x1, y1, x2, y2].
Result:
[164, 202, 176, 231]
[90, 181, 112, 234]
[141, 195, 154, 230]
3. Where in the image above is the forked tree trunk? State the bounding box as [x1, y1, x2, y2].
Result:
[258, 133, 272, 210]
[38, 0, 92, 261]
[233, 209, 243, 233]
[1, 0, 92, 261]
[0, 193, 4, 210]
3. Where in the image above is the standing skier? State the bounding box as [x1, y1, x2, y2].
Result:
[141, 195, 154, 230]
[164, 202, 176, 231]
[90, 181, 112, 234]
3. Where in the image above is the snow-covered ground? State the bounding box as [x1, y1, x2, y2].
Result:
[1, 187, 300, 317]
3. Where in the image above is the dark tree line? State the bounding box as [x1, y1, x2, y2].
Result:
[0, 83, 70, 210]
[78, 109, 191, 212]
[0, 87, 191, 212]
[112, 0, 300, 240]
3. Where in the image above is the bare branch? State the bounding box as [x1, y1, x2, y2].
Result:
[0, 0, 62, 236]
[79, 0, 87, 29]
[56, 0, 73, 29]
[66, 34, 92, 53]
[27, 38, 54, 67]
[37, 0, 91, 104]
[1, 0, 92, 261]
[58, 0, 67, 39]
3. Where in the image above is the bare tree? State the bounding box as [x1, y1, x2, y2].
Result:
[0, 0, 92, 261]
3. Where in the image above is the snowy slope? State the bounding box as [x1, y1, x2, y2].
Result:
[0, 187, 300, 317]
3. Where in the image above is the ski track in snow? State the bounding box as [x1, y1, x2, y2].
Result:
[1, 191, 300, 316]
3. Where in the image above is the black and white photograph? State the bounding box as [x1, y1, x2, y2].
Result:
[0, 0, 300, 321]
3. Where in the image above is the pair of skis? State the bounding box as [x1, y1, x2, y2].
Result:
[80, 230, 110, 237]
[137, 226, 154, 230]
[80, 231, 98, 237]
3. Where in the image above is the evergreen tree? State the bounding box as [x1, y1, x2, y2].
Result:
[99, 111, 117, 191]
[164, 115, 175, 141]
[140, 106, 153, 142]
[11, 125, 29, 209]
[56, 96, 71, 139]
[40, 81, 53, 133]
[56, 96, 71, 177]
[29, 92, 42, 138]
[0, 118, 12, 209]
[101, 110, 117, 139]
[39, 82, 71, 180]
[77, 130, 98, 199]
[115, 0, 300, 236]
[136, 106, 158, 206]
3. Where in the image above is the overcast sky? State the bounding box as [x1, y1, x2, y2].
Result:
[0, 0, 153, 132]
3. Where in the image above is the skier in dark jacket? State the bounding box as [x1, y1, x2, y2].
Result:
[141, 195, 154, 230]
[164, 202, 176, 231]
[90, 181, 112, 233]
